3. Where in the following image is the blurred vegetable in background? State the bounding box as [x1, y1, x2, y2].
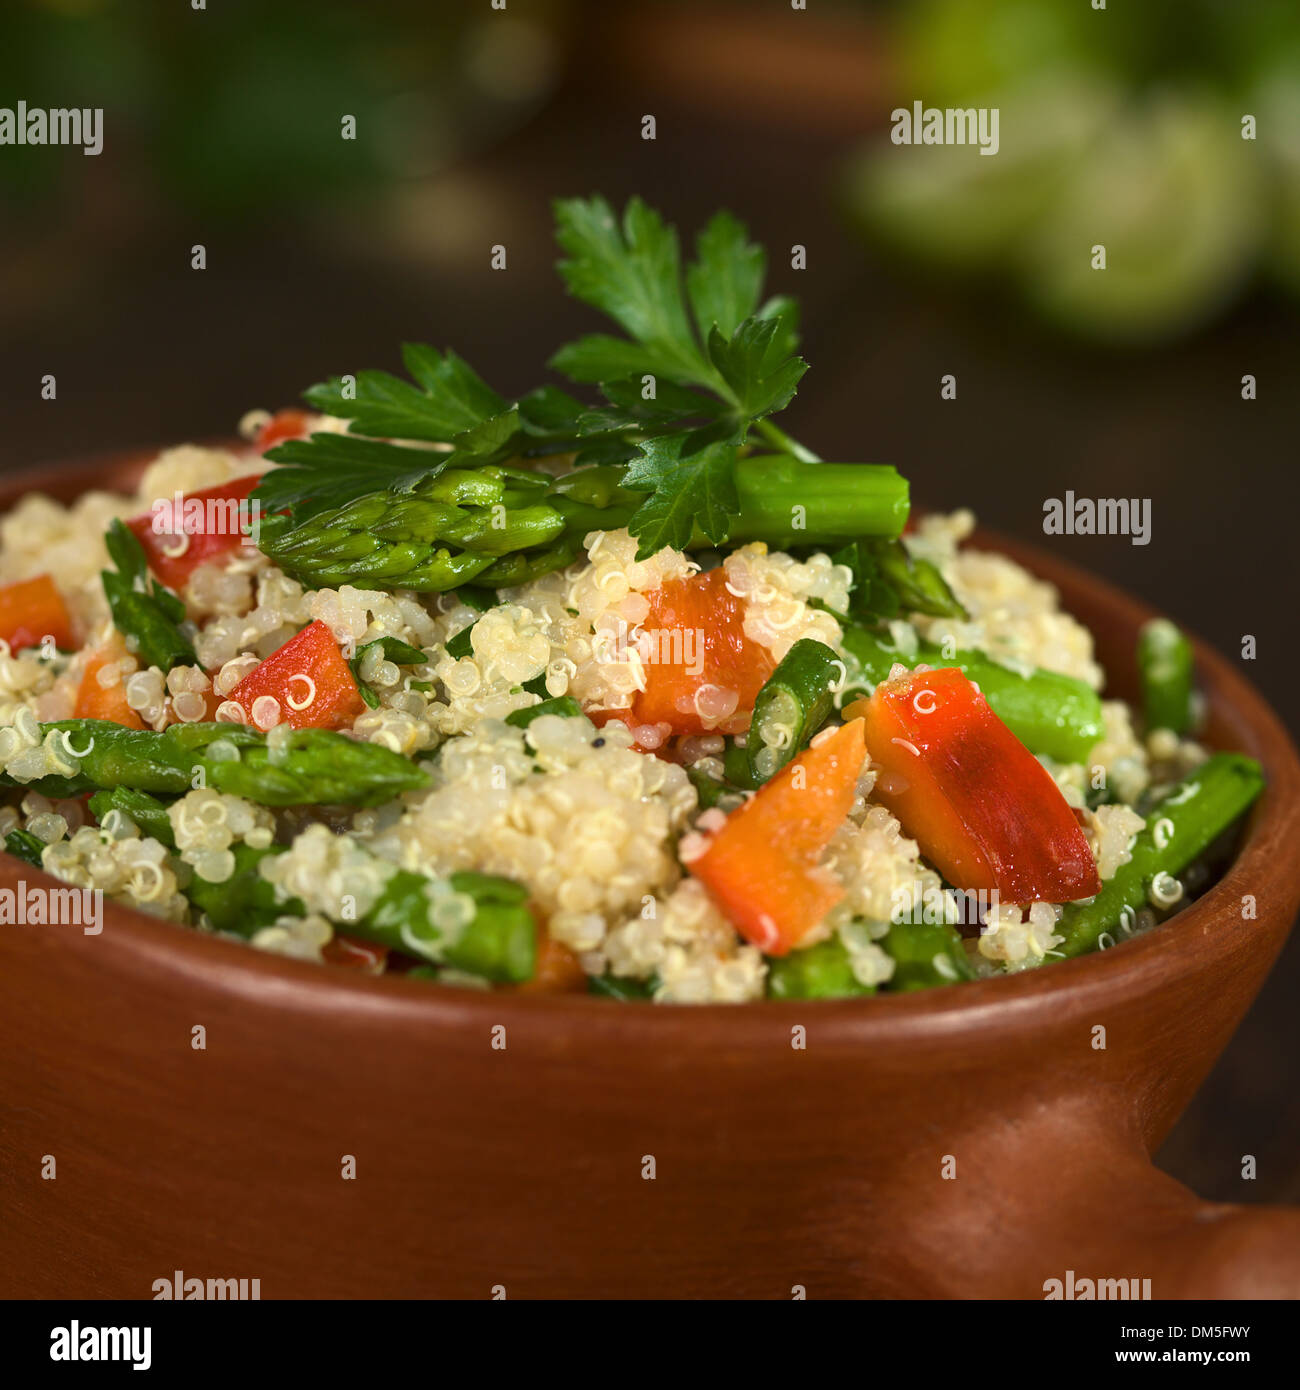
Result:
[0, 0, 570, 217]
[847, 0, 1300, 343]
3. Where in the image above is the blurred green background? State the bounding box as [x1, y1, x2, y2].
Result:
[0, 0, 1296, 1207]
[853, 0, 1300, 341]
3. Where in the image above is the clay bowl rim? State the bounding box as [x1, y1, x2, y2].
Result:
[3, 451, 1298, 1053]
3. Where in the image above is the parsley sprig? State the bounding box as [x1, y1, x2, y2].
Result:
[254, 351, 522, 523]
[255, 195, 814, 557]
[247, 196, 946, 612]
[549, 196, 808, 552]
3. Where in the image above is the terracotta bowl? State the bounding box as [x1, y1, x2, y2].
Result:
[2, 453, 1298, 1300]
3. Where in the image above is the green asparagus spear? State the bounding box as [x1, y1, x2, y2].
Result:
[350, 867, 536, 983]
[728, 459, 909, 547]
[1137, 618, 1195, 736]
[256, 457, 909, 593]
[747, 639, 840, 782]
[101, 519, 199, 671]
[766, 936, 874, 999]
[840, 625, 1104, 763]
[879, 919, 976, 990]
[3, 721, 428, 807]
[183, 840, 536, 983]
[686, 763, 735, 810]
[187, 844, 295, 935]
[833, 537, 967, 620]
[686, 741, 764, 809]
[88, 787, 177, 847]
[959, 656, 1106, 765]
[1056, 752, 1263, 958]
[475, 535, 588, 590]
[722, 740, 763, 792]
[4, 828, 46, 867]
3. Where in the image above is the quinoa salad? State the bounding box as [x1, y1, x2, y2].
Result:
[0, 197, 1264, 1002]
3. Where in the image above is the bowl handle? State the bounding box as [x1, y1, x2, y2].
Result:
[902, 1101, 1300, 1298]
[1056, 1155, 1300, 1300]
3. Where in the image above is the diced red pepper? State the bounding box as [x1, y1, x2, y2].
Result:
[691, 719, 867, 955]
[74, 642, 145, 729]
[0, 574, 75, 653]
[514, 925, 588, 994]
[125, 473, 263, 590]
[254, 409, 314, 453]
[847, 667, 1101, 904]
[227, 619, 365, 731]
[323, 933, 389, 973]
[617, 567, 775, 737]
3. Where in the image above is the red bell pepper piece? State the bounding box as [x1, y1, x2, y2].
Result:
[849, 667, 1101, 904]
[513, 925, 588, 993]
[227, 619, 365, 731]
[0, 574, 75, 653]
[322, 934, 389, 973]
[691, 719, 867, 954]
[74, 642, 146, 729]
[616, 567, 775, 737]
[125, 473, 263, 590]
[255, 409, 314, 453]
